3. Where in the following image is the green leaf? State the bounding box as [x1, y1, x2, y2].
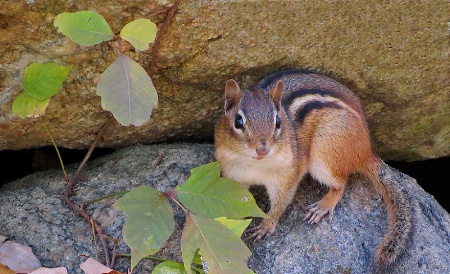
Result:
[23, 63, 72, 100]
[97, 54, 158, 126]
[120, 18, 157, 51]
[181, 213, 252, 274]
[12, 92, 50, 118]
[54, 11, 114, 46]
[214, 217, 252, 237]
[152, 261, 186, 274]
[176, 162, 267, 219]
[114, 186, 175, 270]
[192, 250, 202, 265]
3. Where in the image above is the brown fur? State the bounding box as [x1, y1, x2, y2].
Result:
[214, 70, 413, 270]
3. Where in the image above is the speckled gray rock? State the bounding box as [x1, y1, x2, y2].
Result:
[248, 169, 450, 274]
[0, 144, 449, 274]
[0, 1, 449, 161]
[0, 144, 215, 273]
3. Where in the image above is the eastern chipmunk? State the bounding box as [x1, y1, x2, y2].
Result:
[214, 70, 413, 270]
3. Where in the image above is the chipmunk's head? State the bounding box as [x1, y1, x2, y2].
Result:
[216, 79, 285, 161]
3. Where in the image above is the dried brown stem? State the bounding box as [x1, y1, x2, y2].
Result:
[63, 194, 111, 267]
[110, 237, 119, 267]
[68, 119, 112, 188]
[149, 0, 183, 76]
[63, 117, 113, 267]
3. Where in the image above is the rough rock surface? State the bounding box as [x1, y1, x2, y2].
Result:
[0, 1, 449, 161]
[0, 144, 449, 273]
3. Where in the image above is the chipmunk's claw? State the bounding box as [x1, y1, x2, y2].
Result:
[247, 220, 276, 242]
[304, 202, 334, 224]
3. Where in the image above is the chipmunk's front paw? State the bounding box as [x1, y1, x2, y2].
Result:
[247, 219, 277, 242]
[303, 201, 334, 224]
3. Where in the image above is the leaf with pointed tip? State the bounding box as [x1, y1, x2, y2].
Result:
[97, 54, 158, 126]
[192, 250, 203, 265]
[12, 92, 50, 118]
[176, 162, 267, 219]
[114, 186, 174, 270]
[23, 63, 72, 100]
[181, 213, 252, 274]
[120, 18, 157, 51]
[54, 11, 114, 46]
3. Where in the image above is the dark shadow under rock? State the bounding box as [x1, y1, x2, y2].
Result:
[0, 143, 449, 273]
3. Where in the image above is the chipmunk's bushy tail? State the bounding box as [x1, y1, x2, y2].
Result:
[364, 156, 414, 271]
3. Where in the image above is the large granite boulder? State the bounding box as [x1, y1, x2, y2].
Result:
[0, 1, 448, 161]
[0, 144, 449, 273]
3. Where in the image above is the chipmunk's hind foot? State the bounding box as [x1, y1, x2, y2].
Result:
[304, 187, 344, 224]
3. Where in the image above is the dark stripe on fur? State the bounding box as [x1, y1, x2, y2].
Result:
[254, 69, 317, 90]
[282, 88, 344, 108]
[295, 101, 342, 124]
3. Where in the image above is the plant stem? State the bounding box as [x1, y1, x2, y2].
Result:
[110, 237, 119, 267]
[83, 191, 129, 209]
[166, 190, 189, 214]
[118, 253, 167, 262]
[62, 193, 111, 267]
[63, 117, 114, 267]
[68, 118, 112, 187]
[43, 122, 68, 180]
[115, 35, 125, 55]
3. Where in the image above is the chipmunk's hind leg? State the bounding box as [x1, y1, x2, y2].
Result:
[304, 143, 353, 224]
[304, 157, 349, 224]
[304, 135, 350, 224]
[304, 186, 345, 223]
[302, 109, 368, 224]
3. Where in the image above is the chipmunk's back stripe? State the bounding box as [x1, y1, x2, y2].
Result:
[294, 100, 342, 123]
[255, 69, 316, 89]
[283, 88, 359, 113]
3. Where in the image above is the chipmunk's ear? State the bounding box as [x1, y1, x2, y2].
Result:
[224, 79, 242, 112]
[269, 80, 283, 111]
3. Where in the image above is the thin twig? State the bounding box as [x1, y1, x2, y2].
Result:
[63, 117, 114, 267]
[62, 194, 111, 266]
[90, 218, 99, 261]
[110, 237, 119, 266]
[43, 122, 68, 181]
[83, 191, 129, 209]
[68, 118, 112, 188]
[117, 253, 167, 262]
[149, 0, 183, 76]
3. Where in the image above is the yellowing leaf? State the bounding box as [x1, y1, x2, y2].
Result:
[120, 18, 157, 51]
[181, 213, 252, 274]
[97, 54, 158, 126]
[114, 186, 175, 270]
[176, 162, 267, 219]
[214, 217, 251, 237]
[54, 11, 114, 46]
[12, 92, 50, 118]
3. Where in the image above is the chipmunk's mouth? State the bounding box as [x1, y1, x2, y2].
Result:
[253, 155, 265, 160]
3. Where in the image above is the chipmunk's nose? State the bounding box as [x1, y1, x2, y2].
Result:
[256, 146, 269, 156]
[255, 142, 269, 158]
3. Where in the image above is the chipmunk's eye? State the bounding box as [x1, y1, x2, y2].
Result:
[275, 116, 281, 129]
[234, 114, 244, 129]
